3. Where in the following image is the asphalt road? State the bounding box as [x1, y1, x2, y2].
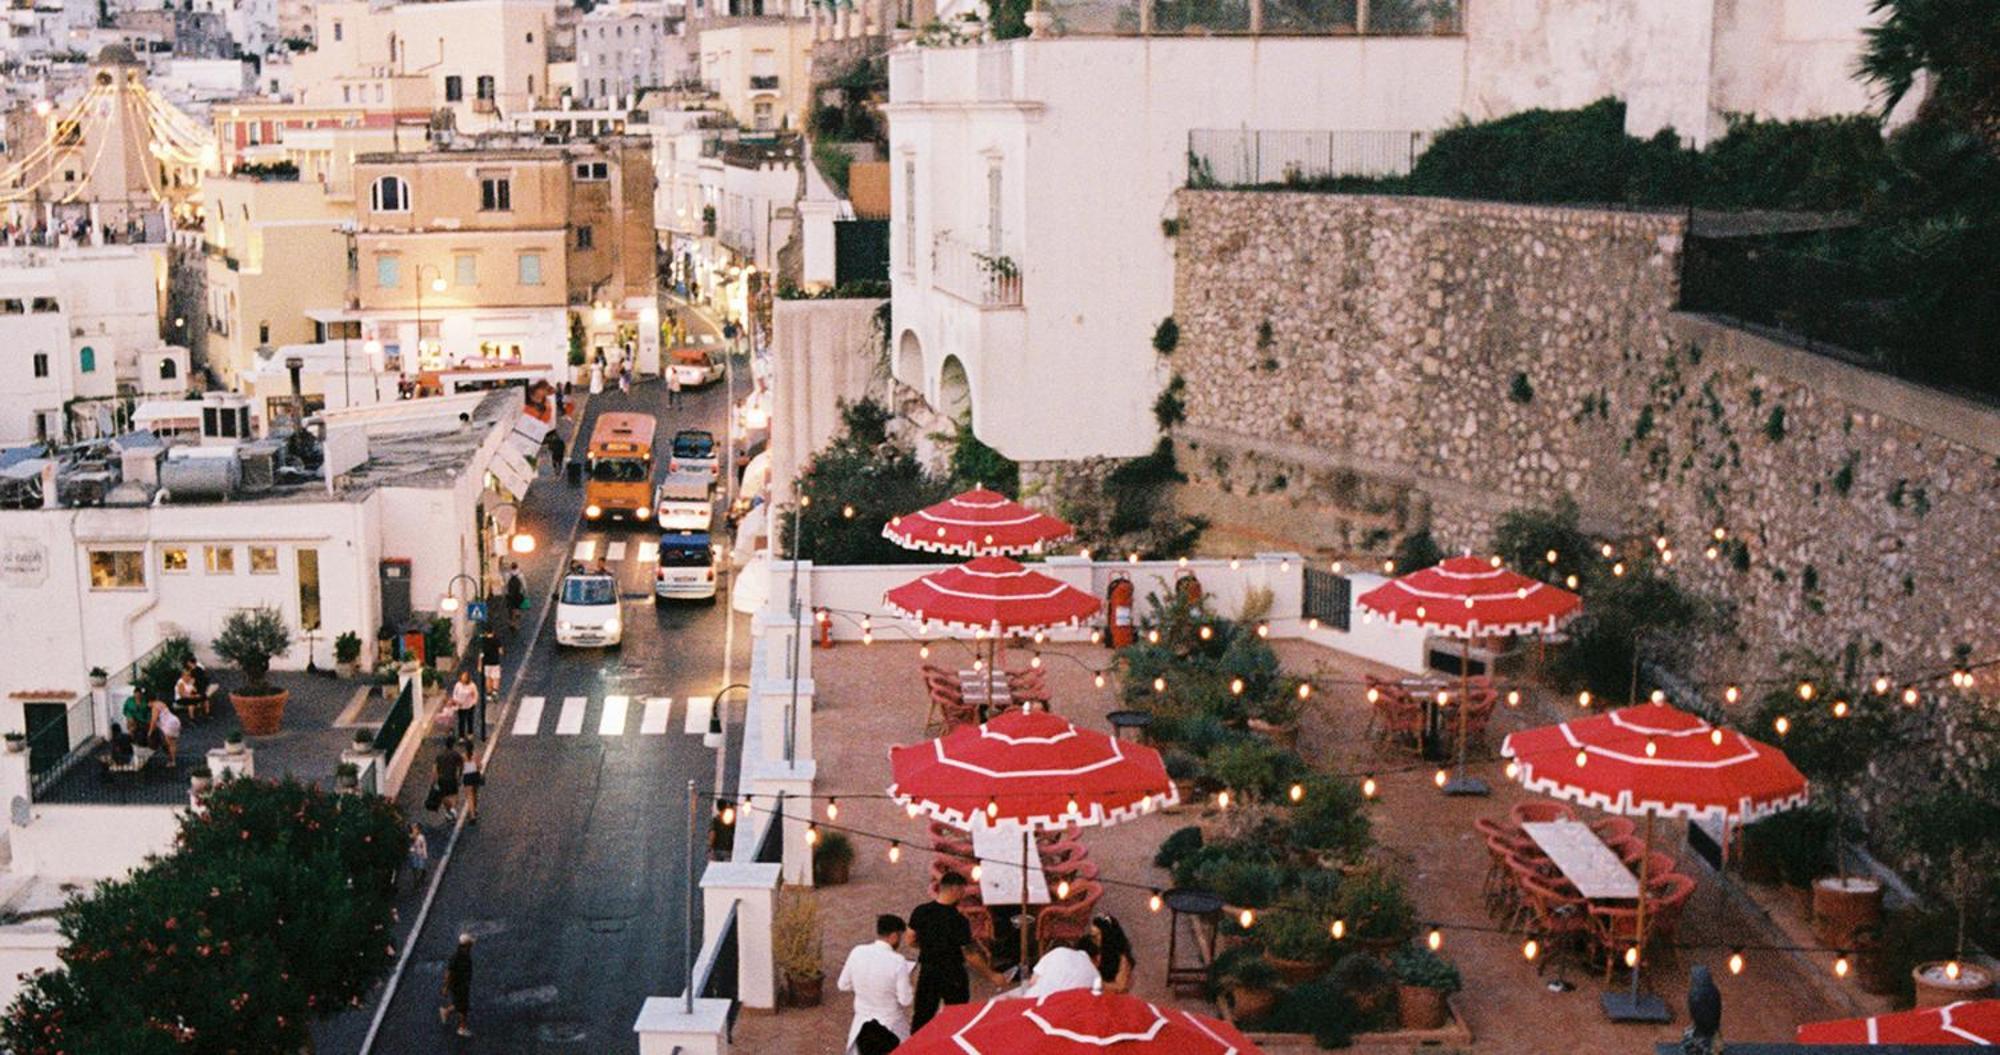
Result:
[346, 312, 746, 1054]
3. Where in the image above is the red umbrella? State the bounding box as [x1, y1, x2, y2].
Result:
[1797, 1000, 2000, 1046]
[1501, 702, 1808, 1021]
[884, 487, 1074, 557]
[883, 555, 1098, 635]
[1499, 702, 1808, 824]
[899, 989, 1263, 1055]
[1357, 555, 1582, 792]
[888, 707, 1179, 830]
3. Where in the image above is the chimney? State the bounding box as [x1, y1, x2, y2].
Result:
[39, 461, 57, 510]
[285, 354, 305, 430]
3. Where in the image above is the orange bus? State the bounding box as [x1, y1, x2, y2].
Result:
[584, 412, 657, 523]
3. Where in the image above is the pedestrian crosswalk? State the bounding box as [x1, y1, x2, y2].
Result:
[511, 695, 691, 738]
[570, 539, 661, 564]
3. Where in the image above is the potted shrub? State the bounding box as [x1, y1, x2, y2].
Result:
[1286, 775, 1373, 868]
[225, 729, 246, 756]
[1259, 978, 1362, 1049]
[88, 666, 108, 688]
[334, 632, 363, 678]
[1260, 905, 1338, 983]
[773, 886, 824, 1007]
[811, 831, 855, 886]
[1390, 944, 1461, 1030]
[1205, 945, 1280, 1024]
[1153, 824, 1204, 872]
[1891, 773, 2000, 1006]
[334, 761, 359, 792]
[351, 729, 375, 754]
[189, 763, 212, 793]
[1328, 949, 1397, 1018]
[1163, 750, 1200, 811]
[214, 606, 293, 736]
[1337, 867, 1416, 953]
[4, 731, 25, 754]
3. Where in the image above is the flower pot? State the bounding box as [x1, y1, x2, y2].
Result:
[1812, 876, 1883, 949]
[785, 974, 824, 1008]
[231, 688, 288, 736]
[335, 775, 358, 793]
[88, 674, 108, 688]
[336, 661, 359, 679]
[225, 739, 246, 756]
[1226, 985, 1277, 1024]
[1396, 984, 1450, 1031]
[1268, 954, 1331, 985]
[816, 856, 852, 886]
[351, 736, 373, 754]
[1913, 961, 1994, 1008]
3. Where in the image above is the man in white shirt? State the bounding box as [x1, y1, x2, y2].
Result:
[837, 915, 916, 1054]
[1015, 936, 1101, 999]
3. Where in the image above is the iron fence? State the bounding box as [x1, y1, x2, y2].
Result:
[754, 793, 785, 864]
[25, 694, 98, 798]
[1187, 128, 1435, 187]
[1301, 568, 1352, 631]
[695, 900, 741, 1039]
[374, 680, 417, 763]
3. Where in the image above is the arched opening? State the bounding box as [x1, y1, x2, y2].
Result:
[370, 175, 409, 212]
[937, 354, 971, 423]
[78, 346, 95, 373]
[159, 358, 178, 380]
[894, 329, 923, 388]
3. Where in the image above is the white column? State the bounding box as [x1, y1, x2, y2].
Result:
[750, 759, 817, 886]
[700, 861, 782, 1008]
[633, 998, 731, 1055]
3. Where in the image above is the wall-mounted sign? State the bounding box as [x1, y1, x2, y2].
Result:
[1, 537, 47, 587]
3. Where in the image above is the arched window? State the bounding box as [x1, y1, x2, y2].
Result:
[159, 358, 178, 380]
[79, 346, 95, 373]
[370, 175, 409, 212]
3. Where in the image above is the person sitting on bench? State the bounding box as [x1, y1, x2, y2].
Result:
[106, 721, 135, 767]
[177, 658, 213, 720]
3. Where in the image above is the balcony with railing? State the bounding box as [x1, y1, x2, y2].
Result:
[931, 234, 1021, 309]
[1187, 128, 1436, 185]
[747, 74, 779, 93]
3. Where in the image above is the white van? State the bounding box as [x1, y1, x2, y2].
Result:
[555, 570, 622, 647]
[654, 471, 716, 532]
[653, 530, 719, 601]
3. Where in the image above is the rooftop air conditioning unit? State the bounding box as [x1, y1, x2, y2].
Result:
[236, 438, 282, 492]
[160, 450, 240, 499]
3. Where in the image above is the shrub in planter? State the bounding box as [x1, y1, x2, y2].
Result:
[224, 729, 245, 753]
[1286, 775, 1373, 865]
[1742, 804, 1836, 890]
[1259, 978, 1362, 1049]
[1204, 740, 1304, 803]
[1327, 950, 1397, 1020]
[1337, 868, 1415, 948]
[1205, 945, 1279, 1024]
[772, 886, 824, 1007]
[334, 632, 363, 675]
[811, 831, 855, 886]
[1259, 906, 1339, 983]
[1889, 768, 2000, 981]
[1163, 750, 1202, 807]
[214, 607, 293, 735]
[1187, 857, 1285, 911]
[2, 732, 23, 754]
[334, 762, 360, 791]
[188, 764, 212, 792]
[1390, 944, 1461, 1030]
[1153, 825, 1204, 871]
[351, 729, 374, 753]
[135, 635, 196, 708]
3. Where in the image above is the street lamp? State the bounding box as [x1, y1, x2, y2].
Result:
[439, 572, 480, 614]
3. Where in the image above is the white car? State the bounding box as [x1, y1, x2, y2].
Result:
[555, 572, 622, 648]
[654, 470, 716, 531]
[653, 530, 719, 602]
[667, 347, 725, 387]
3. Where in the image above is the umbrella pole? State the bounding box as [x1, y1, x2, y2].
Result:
[1020, 826, 1031, 976]
[1602, 810, 1668, 1022]
[1444, 635, 1489, 796]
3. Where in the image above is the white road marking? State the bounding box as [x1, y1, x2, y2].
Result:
[684, 694, 713, 736]
[573, 540, 596, 561]
[641, 697, 672, 734]
[599, 694, 630, 736]
[605, 541, 628, 562]
[511, 695, 546, 736]
[555, 696, 587, 735]
[638, 541, 658, 563]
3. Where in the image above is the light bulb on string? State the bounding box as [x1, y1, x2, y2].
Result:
[1832, 700, 1850, 718]
[1645, 740, 1658, 758]
[1057, 879, 1071, 900]
[1727, 950, 1744, 976]
[1565, 574, 1579, 589]
[1612, 562, 1626, 577]
[1093, 673, 1106, 689]
[1798, 681, 1816, 701]
[1199, 625, 1213, 641]
[919, 645, 931, 659]
[1149, 891, 1163, 913]
[806, 823, 820, 846]
[1704, 546, 1719, 560]
[1216, 790, 1232, 810]
[1288, 783, 1305, 803]
[1504, 760, 1520, 780]
[1649, 689, 1665, 703]
[1366, 687, 1381, 704]
[887, 841, 902, 864]
[1505, 689, 1522, 707]
[1147, 629, 1160, 645]
[1774, 716, 1791, 736]
[1903, 687, 1920, 706]
[1713, 527, 1727, 541]
[1578, 690, 1593, 708]
[1490, 555, 1503, 568]
[905, 802, 922, 819]
[1833, 954, 1850, 979]
[970, 863, 982, 882]
[826, 798, 839, 820]
[1433, 769, 1449, 789]
[1601, 543, 1615, 558]
[1361, 776, 1378, 799]
[985, 797, 999, 820]
[1239, 908, 1256, 929]
[1654, 536, 1669, 551]
[1152, 677, 1166, 693]
[1427, 928, 1443, 952]
[1523, 939, 1540, 961]
[1624, 947, 1640, 969]
[1946, 961, 1962, 981]
[1546, 549, 1559, 565]
[1090, 630, 1103, 645]
[1383, 559, 1395, 574]
[1575, 750, 1589, 768]
[1257, 623, 1270, 639]
[1710, 729, 1725, 746]
[1330, 919, 1346, 940]
[1307, 618, 1320, 631]
[1229, 678, 1244, 695]
[1872, 676, 1890, 695]
[1724, 684, 1740, 704]
[1030, 654, 1043, 669]
[862, 631, 873, 645]
[1298, 683, 1312, 700]
[1066, 792, 1080, 816]
[720, 804, 736, 825]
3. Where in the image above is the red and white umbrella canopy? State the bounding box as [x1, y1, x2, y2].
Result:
[1797, 1000, 2000, 1046]
[899, 989, 1263, 1055]
[1356, 555, 1582, 639]
[883, 555, 1099, 636]
[889, 707, 1179, 830]
[1500, 703, 1809, 824]
[884, 487, 1074, 557]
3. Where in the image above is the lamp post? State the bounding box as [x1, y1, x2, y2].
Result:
[438, 572, 482, 615]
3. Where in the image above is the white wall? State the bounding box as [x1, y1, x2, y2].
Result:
[9, 804, 184, 880]
[0, 927, 62, 1014]
[767, 297, 882, 506]
[887, 36, 1469, 462]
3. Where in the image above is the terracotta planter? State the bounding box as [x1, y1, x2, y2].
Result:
[1812, 876, 1883, 949]
[231, 689, 289, 736]
[1913, 961, 1994, 1008]
[1246, 718, 1298, 750]
[785, 974, 824, 1008]
[1396, 984, 1450, 1030]
[815, 856, 852, 886]
[1268, 954, 1331, 985]
[336, 661, 359, 679]
[1227, 985, 1277, 1024]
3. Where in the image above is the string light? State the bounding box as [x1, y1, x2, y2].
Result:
[887, 841, 901, 864]
[806, 823, 820, 846]
[1601, 543, 1615, 558]
[919, 645, 931, 659]
[1361, 776, 1378, 799]
[1199, 625, 1213, 641]
[1490, 555, 1503, 568]
[1565, 574, 1579, 589]
[826, 798, 840, 820]
[1612, 562, 1626, 577]
[1433, 769, 1449, 788]
[862, 631, 874, 645]
[1093, 673, 1106, 689]
[1946, 961, 1962, 981]
[1239, 908, 1256, 929]
[1728, 950, 1744, 975]
[1661, 549, 1675, 564]
[1090, 630, 1103, 645]
[1149, 891, 1163, 913]
[1704, 546, 1719, 560]
[1575, 750, 1588, 768]
[970, 864, 982, 881]
[1307, 618, 1320, 631]
[1298, 683, 1313, 700]
[1654, 536, 1669, 551]
[1366, 688, 1381, 704]
[842, 504, 855, 518]
[1147, 629, 1161, 645]
[1645, 740, 1658, 758]
[1288, 783, 1305, 803]
[1030, 655, 1043, 669]
[1713, 527, 1727, 541]
[1709, 729, 1725, 747]
[1504, 761, 1520, 780]
[1903, 687, 1920, 706]
[1230, 678, 1244, 695]
[1216, 790, 1232, 810]
[1833, 954, 1850, 979]
[1382, 559, 1395, 574]
[1624, 947, 1640, 969]
[1506, 690, 1521, 707]
[1649, 689, 1666, 703]
[1578, 690, 1593, 707]
[1427, 928, 1443, 951]
[1257, 624, 1270, 639]
[1066, 792, 1080, 816]
[1831, 700, 1849, 718]
[905, 803, 922, 819]
[1774, 716, 1791, 737]
[1152, 677, 1166, 693]
[1798, 681, 1816, 701]
[720, 804, 736, 825]
[1872, 676, 1890, 695]
[1724, 684, 1741, 704]
[1057, 879, 1072, 899]
[1522, 939, 1540, 961]
[1330, 919, 1346, 940]
[1545, 549, 1559, 565]
[986, 797, 999, 820]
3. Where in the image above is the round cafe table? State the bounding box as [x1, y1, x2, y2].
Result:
[1105, 710, 1151, 742]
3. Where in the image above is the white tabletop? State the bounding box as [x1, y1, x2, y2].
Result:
[1522, 820, 1640, 900]
[972, 822, 1050, 906]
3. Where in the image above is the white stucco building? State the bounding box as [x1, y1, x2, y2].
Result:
[886, 0, 1890, 463]
[573, 0, 687, 108]
[289, 0, 560, 131]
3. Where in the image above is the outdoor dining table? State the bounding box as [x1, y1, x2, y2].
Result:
[1521, 819, 1641, 900]
[971, 821, 1051, 906]
[1401, 679, 1451, 761]
[960, 671, 1013, 718]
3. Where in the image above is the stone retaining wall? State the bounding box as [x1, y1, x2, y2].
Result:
[1171, 190, 2000, 674]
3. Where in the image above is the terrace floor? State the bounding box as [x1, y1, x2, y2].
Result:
[36, 671, 390, 805]
[734, 638, 1883, 1053]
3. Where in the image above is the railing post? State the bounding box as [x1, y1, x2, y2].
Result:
[1139, 0, 1152, 34]
[700, 865, 782, 1009]
[1249, 0, 1261, 33]
[1355, 0, 1368, 33]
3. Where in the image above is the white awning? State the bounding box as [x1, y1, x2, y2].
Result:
[490, 447, 536, 501]
[503, 413, 551, 462]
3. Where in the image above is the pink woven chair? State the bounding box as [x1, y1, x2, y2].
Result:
[1511, 802, 1576, 827]
[1035, 882, 1099, 959]
[1589, 817, 1636, 843]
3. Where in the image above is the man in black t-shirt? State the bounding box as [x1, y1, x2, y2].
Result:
[907, 872, 998, 1030]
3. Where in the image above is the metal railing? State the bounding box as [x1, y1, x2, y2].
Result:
[374, 680, 417, 763]
[1302, 568, 1351, 631]
[1187, 128, 1434, 186]
[931, 234, 1021, 308]
[693, 900, 742, 1039]
[24, 693, 98, 798]
[748, 75, 779, 91]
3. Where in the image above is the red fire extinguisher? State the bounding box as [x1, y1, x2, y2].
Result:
[815, 607, 833, 649]
[1106, 576, 1135, 648]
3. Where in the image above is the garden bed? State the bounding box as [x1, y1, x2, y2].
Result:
[1245, 994, 1473, 1050]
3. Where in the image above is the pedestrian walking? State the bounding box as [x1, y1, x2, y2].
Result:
[618, 358, 632, 393]
[504, 562, 527, 634]
[838, 915, 915, 1055]
[406, 823, 430, 890]
[429, 741, 463, 821]
[547, 431, 567, 471]
[480, 626, 503, 701]
[666, 366, 683, 409]
[440, 933, 474, 1037]
[459, 739, 483, 825]
[450, 670, 480, 741]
